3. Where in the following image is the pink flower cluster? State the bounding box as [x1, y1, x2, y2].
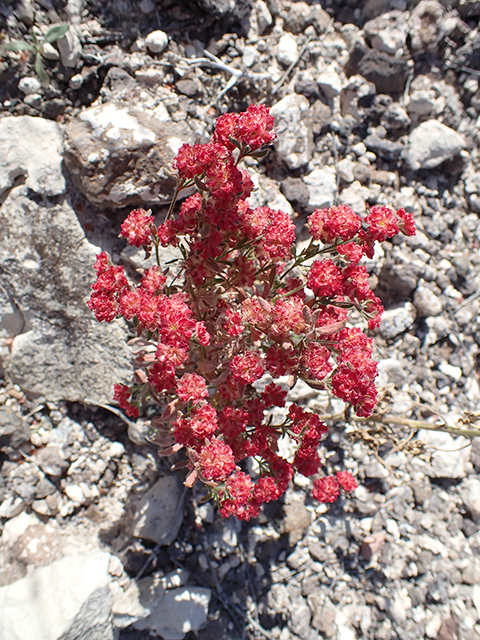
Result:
[88, 104, 415, 520]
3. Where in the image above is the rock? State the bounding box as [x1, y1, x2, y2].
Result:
[364, 132, 404, 160]
[379, 303, 417, 339]
[347, 45, 410, 94]
[195, 0, 252, 20]
[40, 42, 60, 61]
[270, 94, 312, 169]
[458, 478, 480, 523]
[0, 188, 131, 404]
[277, 33, 298, 67]
[405, 120, 466, 170]
[413, 285, 443, 316]
[18, 77, 42, 96]
[282, 491, 311, 546]
[0, 116, 65, 197]
[364, 10, 409, 55]
[0, 552, 114, 640]
[280, 176, 310, 210]
[57, 26, 82, 68]
[64, 102, 193, 208]
[145, 30, 169, 54]
[337, 158, 356, 183]
[69, 73, 83, 90]
[0, 407, 30, 450]
[408, 0, 445, 53]
[303, 166, 337, 212]
[317, 63, 343, 98]
[339, 181, 370, 214]
[308, 594, 336, 636]
[133, 476, 184, 545]
[418, 429, 471, 478]
[309, 99, 332, 134]
[135, 586, 211, 640]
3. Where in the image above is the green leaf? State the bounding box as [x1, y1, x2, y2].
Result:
[3, 41, 36, 52]
[44, 24, 69, 44]
[35, 52, 50, 86]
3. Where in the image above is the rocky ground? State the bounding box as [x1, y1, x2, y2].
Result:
[2, 0, 480, 638]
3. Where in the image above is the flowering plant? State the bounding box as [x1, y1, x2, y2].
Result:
[88, 104, 415, 520]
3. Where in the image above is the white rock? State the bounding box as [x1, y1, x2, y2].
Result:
[438, 361, 462, 382]
[135, 587, 211, 640]
[0, 116, 65, 196]
[387, 588, 411, 624]
[69, 73, 83, 90]
[339, 181, 369, 214]
[23, 93, 42, 108]
[458, 478, 480, 523]
[317, 63, 343, 98]
[303, 166, 337, 212]
[145, 30, 169, 54]
[57, 26, 82, 68]
[413, 284, 443, 316]
[109, 441, 125, 458]
[337, 157, 355, 183]
[18, 76, 42, 96]
[417, 429, 471, 478]
[277, 33, 298, 67]
[379, 303, 417, 339]
[472, 584, 480, 619]
[242, 45, 257, 67]
[64, 483, 85, 505]
[0, 552, 113, 640]
[364, 10, 408, 55]
[40, 42, 60, 61]
[405, 120, 466, 170]
[270, 94, 312, 169]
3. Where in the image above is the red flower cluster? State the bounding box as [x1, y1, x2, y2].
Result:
[88, 104, 415, 520]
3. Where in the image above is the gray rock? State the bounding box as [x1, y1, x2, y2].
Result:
[0, 552, 114, 640]
[133, 476, 184, 545]
[270, 94, 313, 169]
[0, 116, 65, 197]
[195, 0, 252, 20]
[64, 102, 193, 208]
[135, 586, 211, 640]
[347, 45, 410, 94]
[0, 407, 30, 450]
[57, 26, 82, 68]
[0, 188, 131, 403]
[379, 303, 417, 339]
[405, 120, 466, 170]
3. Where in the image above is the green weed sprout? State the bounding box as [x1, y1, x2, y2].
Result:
[3, 24, 70, 86]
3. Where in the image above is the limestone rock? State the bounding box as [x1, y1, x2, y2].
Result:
[303, 166, 337, 212]
[0, 187, 131, 403]
[0, 116, 65, 197]
[135, 586, 211, 640]
[270, 94, 313, 169]
[0, 552, 113, 640]
[63, 102, 194, 208]
[405, 120, 466, 170]
[133, 476, 184, 545]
